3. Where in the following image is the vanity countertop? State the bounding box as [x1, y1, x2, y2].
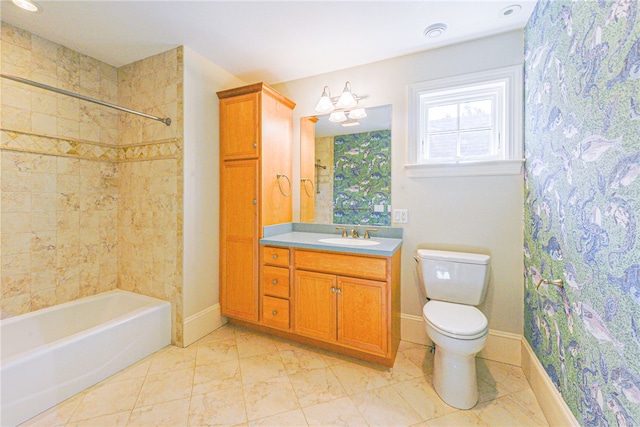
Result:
[260, 223, 403, 256]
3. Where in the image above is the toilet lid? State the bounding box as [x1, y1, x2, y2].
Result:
[423, 301, 488, 338]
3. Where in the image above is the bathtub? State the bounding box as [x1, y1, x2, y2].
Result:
[1, 290, 171, 427]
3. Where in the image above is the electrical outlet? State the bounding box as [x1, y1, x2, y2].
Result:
[393, 209, 408, 224]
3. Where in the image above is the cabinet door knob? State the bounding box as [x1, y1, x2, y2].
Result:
[336, 288, 342, 294]
[252, 199, 257, 204]
[331, 287, 336, 293]
[253, 143, 257, 148]
[272, 310, 278, 316]
[272, 279, 278, 284]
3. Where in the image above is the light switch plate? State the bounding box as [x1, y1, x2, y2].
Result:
[393, 209, 408, 223]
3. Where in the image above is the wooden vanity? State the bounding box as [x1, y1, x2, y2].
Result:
[217, 82, 401, 367]
[232, 233, 402, 367]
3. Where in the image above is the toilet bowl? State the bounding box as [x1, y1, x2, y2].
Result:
[414, 249, 491, 409]
[423, 300, 488, 409]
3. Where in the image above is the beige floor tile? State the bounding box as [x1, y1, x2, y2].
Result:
[127, 398, 190, 426]
[188, 385, 247, 427]
[196, 324, 238, 345]
[69, 377, 144, 422]
[20, 392, 84, 426]
[239, 352, 287, 385]
[135, 368, 194, 408]
[476, 359, 531, 403]
[65, 410, 130, 427]
[193, 358, 242, 395]
[392, 378, 458, 421]
[288, 367, 347, 407]
[243, 376, 300, 421]
[278, 343, 329, 375]
[248, 409, 308, 426]
[236, 332, 280, 359]
[21, 330, 548, 427]
[146, 344, 197, 374]
[471, 389, 549, 426]
[425, 410, 488, 426]
[351, 385, 423, 426]
[330, 360, 394, 395]
[302, 397, 368, 427]
[196, 338, 239, 366]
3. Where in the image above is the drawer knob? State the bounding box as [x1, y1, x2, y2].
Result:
[272, 254, 278, 259]
[272, 279, 278, 284]
[272, 310, 278, 316]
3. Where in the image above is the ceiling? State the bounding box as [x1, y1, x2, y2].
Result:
[1, 0, 536, 84]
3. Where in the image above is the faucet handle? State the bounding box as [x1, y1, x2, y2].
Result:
[335, 226, 347, 237]
[364, 228, 378, 239]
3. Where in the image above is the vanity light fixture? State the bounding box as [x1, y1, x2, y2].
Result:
[341, 120, 360, 127]
[329, 111, 347, 123]
[348, 108, 367, 120]
[314, 81, 363, 113]
[12, 0, 42, 12]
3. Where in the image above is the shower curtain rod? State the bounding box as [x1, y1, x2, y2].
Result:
[0, 73, 172, 126]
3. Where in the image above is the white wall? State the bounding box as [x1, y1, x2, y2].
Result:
[182, 47, 246, 344]
[274, 30, 525, 335]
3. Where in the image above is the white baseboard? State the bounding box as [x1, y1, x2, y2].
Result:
[183, 303, 224, 347]
[521, 338, 579, 426]
[400, 314, 521, 366]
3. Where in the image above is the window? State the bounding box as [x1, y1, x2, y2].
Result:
[407, 65, 524, 177]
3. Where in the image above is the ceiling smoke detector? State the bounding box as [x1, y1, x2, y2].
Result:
[423, 23, 447, 39]
[499, 4, 522, 18]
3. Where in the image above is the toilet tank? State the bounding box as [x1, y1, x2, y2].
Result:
[416, 249, 490, 305]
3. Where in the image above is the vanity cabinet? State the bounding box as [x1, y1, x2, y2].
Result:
[261, 246, 291, 331]
[294, 248, 400, 365]
[218, 83, 295, 323]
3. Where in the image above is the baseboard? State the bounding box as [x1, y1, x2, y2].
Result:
[400, 314, 429, 345]
[182, 303, 224, 347]
[400, 314, 521, 366]
[478, 329, 521, 366]
[521, 338, 579, 426]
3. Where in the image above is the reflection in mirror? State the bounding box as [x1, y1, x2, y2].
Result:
[300, 105, 391, 226]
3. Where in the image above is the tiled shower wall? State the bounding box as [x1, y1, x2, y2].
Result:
[0, 22, 184, 344]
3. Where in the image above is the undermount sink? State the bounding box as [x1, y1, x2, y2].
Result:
[318, 237, 381, 246]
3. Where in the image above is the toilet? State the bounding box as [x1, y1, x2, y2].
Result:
[415, 249, 490, 409]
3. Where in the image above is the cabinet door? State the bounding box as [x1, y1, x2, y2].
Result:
[220, 92, 259, 160]
[337, 276, 388, 356]
[220, 160, 259, 321]
[294, 270, 337, 342]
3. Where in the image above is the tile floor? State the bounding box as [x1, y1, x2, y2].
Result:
[21, 324, 549, 426]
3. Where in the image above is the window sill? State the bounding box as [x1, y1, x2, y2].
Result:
[404, 159, 524, 178]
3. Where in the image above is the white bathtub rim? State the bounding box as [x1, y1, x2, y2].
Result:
[1, 290, 170, 367]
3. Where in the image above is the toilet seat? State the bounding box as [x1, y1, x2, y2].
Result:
[423, 301, 488, 340]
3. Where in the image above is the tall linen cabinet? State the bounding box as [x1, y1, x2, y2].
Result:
[217, 83, 295, 322]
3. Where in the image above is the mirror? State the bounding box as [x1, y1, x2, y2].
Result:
[300, 105, 392, 225]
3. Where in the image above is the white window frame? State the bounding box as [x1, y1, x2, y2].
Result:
[406, 65, 524, 178]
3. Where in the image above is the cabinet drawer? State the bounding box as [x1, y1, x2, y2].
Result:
[262, 266, 290, 298]
[262, 296, 290, 330]
[294, 250, 388, 281]
[263, 246, 290, 267]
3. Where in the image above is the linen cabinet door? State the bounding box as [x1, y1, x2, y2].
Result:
[337, 276, 388, 356]
[220, 159, 259, 322]
[219, 92, 259, 160]
[294, 270, 337, 343]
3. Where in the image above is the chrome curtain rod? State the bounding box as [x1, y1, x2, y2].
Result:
[0, 73, 171, 126]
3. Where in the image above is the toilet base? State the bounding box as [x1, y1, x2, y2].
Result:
[432, 345, 479, 410]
